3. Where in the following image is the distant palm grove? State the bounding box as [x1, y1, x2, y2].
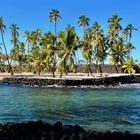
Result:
[0, 9, 139, 77]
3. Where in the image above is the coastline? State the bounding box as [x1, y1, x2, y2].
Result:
[0, 73, 140, 87]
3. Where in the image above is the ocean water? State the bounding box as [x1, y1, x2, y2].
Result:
[0, 84, 140, 133]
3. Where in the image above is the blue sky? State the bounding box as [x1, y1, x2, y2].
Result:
[0, 0, 140, 61]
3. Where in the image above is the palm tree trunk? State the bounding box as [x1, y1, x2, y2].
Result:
[77, 50, 80, 64]
[52, 66, 55, 77]
[19, 62, 22, 73]
[88, 64, 92, 76]
[52, 54, 56, 77]
[74, 51, 79, 74]
[60, 68, 63, 78]
[83, 27, 85, 35]
[27, 43, 31, 72]
[52, 61, 55, 77]
[60, 61, 64, 78]
[52, 21, 57, 78]
[98, 64, 102, 73]
[54, 21, 57, 44]
[37, 63, 41, 76]
[28, 43, 30, 55]
[114, 64, 119, 73]
[0, 30, 14, 75]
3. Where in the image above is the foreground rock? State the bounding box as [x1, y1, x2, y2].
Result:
[0, 121, 140, 140]
[1, 74, 140, 87]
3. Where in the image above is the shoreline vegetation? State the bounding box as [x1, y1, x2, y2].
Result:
[0, 10, 139, 77]
[0, 121, 140, 140]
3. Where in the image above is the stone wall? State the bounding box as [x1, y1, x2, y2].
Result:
[76, 64, 122, 73]
[1, 75, 140, 87]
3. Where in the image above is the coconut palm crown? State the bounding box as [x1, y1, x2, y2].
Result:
[49, 9, 62, 39]
[78, 15, 89, 33]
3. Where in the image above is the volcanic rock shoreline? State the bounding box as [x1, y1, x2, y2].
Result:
[0, 121, 140, 140]
[1, 74, 140, 87]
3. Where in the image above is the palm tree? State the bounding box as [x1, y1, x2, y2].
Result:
[0, 49, 5, 72]
[78, 15, 89, 66]
[81, 30, 93, 76]
[0, 17, 14, 75]
[29, 29, 43, 75]
[24, 31, 31, 55]
[57, 25, 79, 77]
[10, 24, 19, 47]
[107, 15, 123, 73]
[108, 14, 122, 39]
[30, 29, 41, 46]
[123, 24, 137, 42]
[107, 15, 136, 73]
[78, 15, 89, 33]
[125, 42, 135, 54]
[30, 45, 42, 75]
[24, 31, 32, 72]
[91, 22, 107, 73]
[92, 22, 101, 35]
[122, 57, 139, 74]
[109, 37, 132, 72]
[49, 9, 62, 77]
[49, 9, 62, 40]
[40, 31, 57, 77]
[9, 24, 20, 70]
[11, 42, 26, 73]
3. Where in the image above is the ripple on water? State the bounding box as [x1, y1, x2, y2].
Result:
[0, 84, 140, 133]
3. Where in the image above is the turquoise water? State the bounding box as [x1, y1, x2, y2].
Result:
[0, 84, 140, 133]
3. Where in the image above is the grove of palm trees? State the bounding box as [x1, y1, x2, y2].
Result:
[0, 9, 139, 77]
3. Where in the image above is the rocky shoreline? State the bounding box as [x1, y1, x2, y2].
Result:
[1, 74, 140, 87]
[0, 121, 140, 140]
